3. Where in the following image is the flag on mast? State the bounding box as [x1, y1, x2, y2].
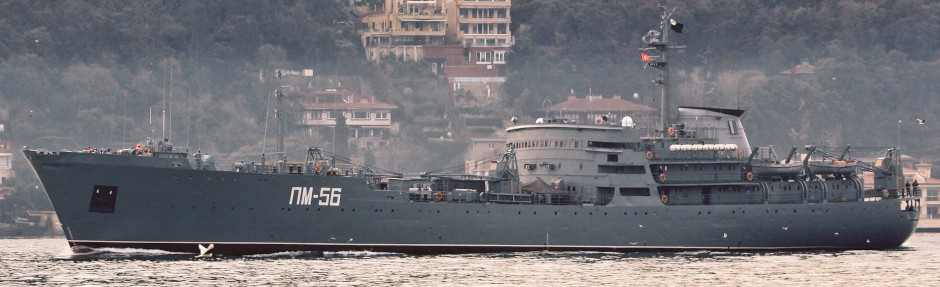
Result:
[670, 19, 684, 33]
[642, 53, 652, 62]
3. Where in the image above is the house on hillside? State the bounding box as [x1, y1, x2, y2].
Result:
[464, 136, 506, 176]
[359, 0, 513, 64]
[298, 89, 397, 149]
[0, 124, 12, 187]
[543, 94, 656, 127]
[360, 0, 448, 62]
[358, 0, 514, 138]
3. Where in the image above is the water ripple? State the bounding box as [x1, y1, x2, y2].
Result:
[1, 234, 939, 286]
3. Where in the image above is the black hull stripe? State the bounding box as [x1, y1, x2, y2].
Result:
[69, 240, 883, 256]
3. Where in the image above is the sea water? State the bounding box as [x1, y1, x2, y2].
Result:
[2, 234, 939, 286]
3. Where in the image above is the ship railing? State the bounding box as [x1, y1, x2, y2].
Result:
[408, 189, 483, 203]
[648, 153, 746, 161]
[653, 171, 752, 184]
[861, 188, 919, 201]
[484, 192, 534, 204]
[663, 191, 875, 205]
[531, 194, 578, 205]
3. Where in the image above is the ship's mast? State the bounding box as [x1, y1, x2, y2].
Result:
[275, 70, 285, 159]
[642, 0, 685, 132]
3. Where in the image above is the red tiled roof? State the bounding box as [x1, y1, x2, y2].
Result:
[546, 95, 654, 112]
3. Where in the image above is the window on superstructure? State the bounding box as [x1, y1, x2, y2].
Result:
[928, 189, 938, 201]
[607, 154, 618, 162]
[728, 120, 737, 135]
[620, 187, 650, 196]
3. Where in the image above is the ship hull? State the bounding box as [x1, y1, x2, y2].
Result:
[25, 151, 919, 255]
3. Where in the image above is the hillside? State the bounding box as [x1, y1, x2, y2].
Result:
[507, 0, 940, 157]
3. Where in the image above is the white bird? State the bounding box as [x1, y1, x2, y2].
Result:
[834, 232, 839, 237]
[723, 233, 728, 238]
[917, 119, 926, 125]
[196, 243, 214, 258]
[781, 226, 789, 231]
[638, 224, 644, 228]
[347, 238, 354, 243]
[866, 239, 871, 244]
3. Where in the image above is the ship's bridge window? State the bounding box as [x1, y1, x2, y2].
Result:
[728, 120, 737, 135]
[607, 154, 618, 162]
[587, 141, 626, 149]
[598, 165, 644, 174]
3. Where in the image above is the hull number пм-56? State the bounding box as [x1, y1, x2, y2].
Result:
[288, 187, 341, 206]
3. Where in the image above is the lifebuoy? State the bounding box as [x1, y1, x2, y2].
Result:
[646, 151, 654, 160]
[667, 126, 675, 136]
[661, 195, 669, 204]
[746, 172, 754, 181]
[435, 192, 443, 201]
[737, 150, 745, 159]
[882, 189, 889, 198]
[659, 173, 667, 182]
[314, 161, 323, 174]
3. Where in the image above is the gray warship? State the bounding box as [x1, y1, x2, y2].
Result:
[23, 3, 920, 255]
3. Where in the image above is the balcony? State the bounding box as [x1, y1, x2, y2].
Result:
[458, 16, 511, 24]
[459, 0, 510, 9]
[391, 28, 446, 37]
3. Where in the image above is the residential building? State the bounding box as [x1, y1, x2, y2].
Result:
[445, 0, 512, 54]
[361, 0, 448, 62]
[464, 136, 505, 176]
[358, 1, 513, 138]
[298, 89, 397, 149]
[543, 94, 656, 127]
[441, 0, 512, 107]
[0, 123, 12, 187]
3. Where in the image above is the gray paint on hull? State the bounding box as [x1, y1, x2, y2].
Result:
[25, 150, 918, 255]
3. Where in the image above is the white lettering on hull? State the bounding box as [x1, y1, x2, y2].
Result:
[289, 187, 341, 206]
